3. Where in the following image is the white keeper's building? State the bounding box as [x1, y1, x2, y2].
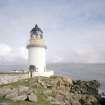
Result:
[27, 24, 54, 77]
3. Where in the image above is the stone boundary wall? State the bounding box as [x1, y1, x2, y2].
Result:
[0, 74, 29, 85]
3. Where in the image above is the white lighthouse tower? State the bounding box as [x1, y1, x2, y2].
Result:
[27, 24, 54, 77]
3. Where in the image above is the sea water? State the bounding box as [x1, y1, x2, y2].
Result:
[47, 63, 105, 92]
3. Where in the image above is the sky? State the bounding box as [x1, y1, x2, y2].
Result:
[0, 0, 105, 65]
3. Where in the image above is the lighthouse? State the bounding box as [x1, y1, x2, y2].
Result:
[27, 24, 54, 77]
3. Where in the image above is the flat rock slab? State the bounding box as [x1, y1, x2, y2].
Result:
[28, 93, 37, 102]
[11, 95, 27, 101]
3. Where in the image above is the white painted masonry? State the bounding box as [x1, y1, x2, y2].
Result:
[27, 25, 54, 77]
[28, 47, 46, 73]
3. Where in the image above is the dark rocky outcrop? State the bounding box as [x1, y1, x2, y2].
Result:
[100, 92, 105, 105]
[100, 98, 105, 105]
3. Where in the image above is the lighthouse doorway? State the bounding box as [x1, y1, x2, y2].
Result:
[29, 65, 37, 78]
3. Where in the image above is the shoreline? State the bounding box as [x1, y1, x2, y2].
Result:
[0, 75, 104, 105]
[0, 72, 104, 93]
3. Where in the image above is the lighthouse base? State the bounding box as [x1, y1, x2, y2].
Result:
[29, 70, 54, 77]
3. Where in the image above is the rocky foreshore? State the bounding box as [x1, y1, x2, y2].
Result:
[0, 76, 104, 105]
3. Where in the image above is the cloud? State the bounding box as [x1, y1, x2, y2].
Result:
[0, 43, 27, 65]
[47, 55, 63, 63]
[47, 47, 105, 63]
[0, 44, 12, 56]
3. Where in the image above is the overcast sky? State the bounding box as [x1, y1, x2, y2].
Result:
[0, 0, 105, 65]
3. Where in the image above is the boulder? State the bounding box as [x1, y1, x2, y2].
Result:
[17, 86, 31, 95]
[5, 91, 18, 99]
[56, 76, 72, 89]
[71, 80, 100, 95]
[0, 87, 14, 96]
[55, 94, 65, 103]
[28, 93, 37, 102]
[43, 89, 52, 95]
[79, 95, 99, 105]
[11, 94, 27, 101]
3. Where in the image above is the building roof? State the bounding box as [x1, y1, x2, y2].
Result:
[30, 24, 43, 36]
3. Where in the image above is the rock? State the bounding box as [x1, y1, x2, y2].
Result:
[79, 95, 99, 105]
[67, 93, 81, 105]
[43, 89, 52, 95]
[55, 94, 65, 104]
[0, 76, 102, 105]
[11, 94, 27, 101]
[5, 91, 18, 99]
[5, 86, 37, 102]
[46, 84, 53, 89]
[4, 86, 32, 99]
[0, 87, 19, 99]
[18, 86, 29, 92]
[0, 87, 13, 96]
[0, 102, 8, 105]
[28, 93, 37, 102]
[47, 96, 54, 102]
[56, 76, 72, 89]
[70, 101, 81, 105]
[17, 86, 30, 95]
[0, 86, 35, 102]
[63, 76, 73, 85]
[71, 80, 100, 95]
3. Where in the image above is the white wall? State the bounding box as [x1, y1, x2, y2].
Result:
[28, 47, 46, 73]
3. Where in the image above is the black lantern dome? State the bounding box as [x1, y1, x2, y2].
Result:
[30, 24, 43, 38]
